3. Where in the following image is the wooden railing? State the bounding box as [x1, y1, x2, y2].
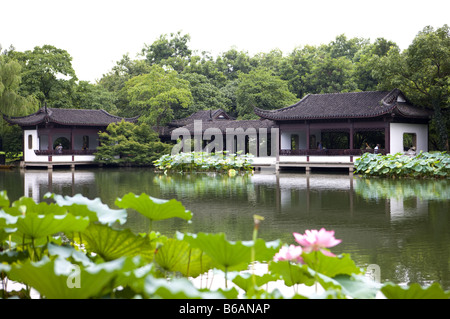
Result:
[34, 150, 96, 156]
[280, 149, 386, 156]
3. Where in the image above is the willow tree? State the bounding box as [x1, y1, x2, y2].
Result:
[0, 57, 37, 116]
[374, 25, 450, 151]
[0, 56, 37, 154]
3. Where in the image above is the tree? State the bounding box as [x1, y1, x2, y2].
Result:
[124, 65, 193, 126]
[374, 25, 450, 151]
[0, 55, 38, 154]
[304, 50, 358, 94]
[141, 31, 192, 73]
[9, 45, 77, 108]
[73, 81, 118, 114]
[0, 57, 37, 116]
[236, 67, 298, 119]
[278, 45, 318, 98]
[353, 38, 399, 91]
[216, 48, 256, 80]
[327, 34, 369, 60]
[94, 120, 171, 166]
[182, 53, 228, 88]
[179, 73, 232, 113]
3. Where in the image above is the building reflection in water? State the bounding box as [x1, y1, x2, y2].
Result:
[23, 169, 96, 203]
[20, 169, 445, 223]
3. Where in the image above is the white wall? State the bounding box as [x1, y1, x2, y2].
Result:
[23, 129, 40, 162]
[390, 123, 428, 154]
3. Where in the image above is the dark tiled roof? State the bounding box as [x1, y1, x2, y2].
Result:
[177, 119, 277, 134]
[4, 107, 139, 126]
[168, 109, 234, 127]
[254, 89, 432, 121]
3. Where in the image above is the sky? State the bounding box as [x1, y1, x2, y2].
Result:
[2, 0, 449, 83]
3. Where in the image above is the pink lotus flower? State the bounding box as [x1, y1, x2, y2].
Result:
[273, 244, 303, 263]
[293, 228, 341, 257]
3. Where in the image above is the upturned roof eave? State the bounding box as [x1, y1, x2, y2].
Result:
[254, 107, 396, 121]
[3, 108, 140, 127]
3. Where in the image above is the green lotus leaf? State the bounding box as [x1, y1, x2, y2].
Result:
[301, 252, 362, 278]
[231, 272, 278, 292]
[47, 242, 93, 267]
[9, 256, 128, 299]
[154, 238, 212, 278]
[115, 192, 192, 222]
[0, 191, 10, 209]
[179, 232, 253, 272]
[268, 260, 315, 287]
[47, 193, 127, 226]
[381, 282, 450, 299]
[331, 274, 381, 299]
[79, 223, 155, 261]
[12, 197, 68, 216]
[15, 212, 90, 239]
[0, 209, 18, 229]
[143, 276, 233, 299]
[114, 257, 156, 294]
[243, 238, 282, 262]
[309, 271, 381, 299]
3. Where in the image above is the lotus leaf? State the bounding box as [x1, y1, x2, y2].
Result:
[301, 252, 362, 277]
[381, 282, 450, 299]
[143, 276, 236, 299]
[154, 238, 212, 278]
[0, 191, 10, 209]
[179, 232, 256, 272]
[47, 193, 127, 225]
[15, 212, 89, 239]
[268, 260, 315, 287]
[9, 256, 128, 299]
[115, 192, 192, 222]
[79, 223, 155, 261]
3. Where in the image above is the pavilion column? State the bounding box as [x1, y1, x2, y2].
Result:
[349, 122, 354, 150]
[385, 122, 390, 153]
[306, 122, 310, 150]
[71, 128, 75, 162]
[71, 127, 75, 151]
[47, 131, 53, 162]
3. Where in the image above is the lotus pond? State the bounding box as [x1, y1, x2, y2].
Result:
[0, 167, 449, 299]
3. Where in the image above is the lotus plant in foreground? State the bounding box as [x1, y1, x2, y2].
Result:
[293, 228, 341, 256]
[273, 245, 303, 263]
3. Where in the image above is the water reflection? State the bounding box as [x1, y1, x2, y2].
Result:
[14, 169, 448, 227]
[0, 168, 448, 289]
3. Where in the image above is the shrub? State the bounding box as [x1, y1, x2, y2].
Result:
[354, 151, 450, 178]
[154, 151, 254, 174]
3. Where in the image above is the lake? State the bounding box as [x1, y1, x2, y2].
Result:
[1, 167, 449, 290]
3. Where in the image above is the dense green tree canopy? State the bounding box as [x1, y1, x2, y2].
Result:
[124, 65, 193, 126]
[236, 67, 298, 119]
[2, 25, 449, 153]
[374, 25, 450, 151]
[8, 45, 77, 108]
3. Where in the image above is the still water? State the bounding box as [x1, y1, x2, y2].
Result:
[1, 167, 449, 290]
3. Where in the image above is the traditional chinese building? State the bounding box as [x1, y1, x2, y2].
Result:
[254, 89, 432, 171]
[4, 106, 138, 169]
